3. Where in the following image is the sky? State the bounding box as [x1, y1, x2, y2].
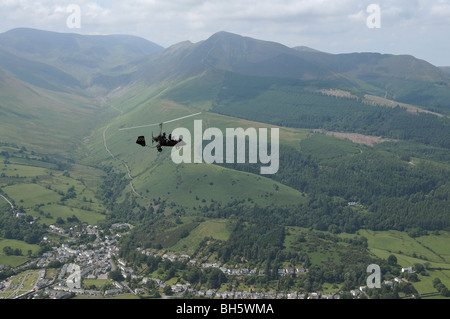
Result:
[0, 0, 449, 66]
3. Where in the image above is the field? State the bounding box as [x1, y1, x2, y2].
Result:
[339, 229, 450, 296]
[347, 230, 450, 266]
[0, 253, 29, 268]
[170, 218, 233, 253]
[82, 278, 111, 289]
[0, 146, 106, 226]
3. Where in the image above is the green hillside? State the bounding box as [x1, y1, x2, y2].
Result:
[1, 28, 449, 299]
[0, 72, 106, 156]
[84, 91, 308, 215]
[161, 69, 450, 149]
[0, 28, 164, 84]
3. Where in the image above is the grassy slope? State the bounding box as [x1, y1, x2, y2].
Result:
[0, 72, 104, 156]
[84, 85, 309, 211]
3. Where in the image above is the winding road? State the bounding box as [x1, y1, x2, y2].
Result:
[0, 192, 15, 211]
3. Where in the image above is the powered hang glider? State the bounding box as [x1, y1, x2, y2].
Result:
[119, 112, 202, 152]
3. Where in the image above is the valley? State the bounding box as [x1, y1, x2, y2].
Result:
[0, 28, 449, 300]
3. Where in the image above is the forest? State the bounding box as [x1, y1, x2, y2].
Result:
[218, 138, 449, 232]
[211, 78, 450, 149]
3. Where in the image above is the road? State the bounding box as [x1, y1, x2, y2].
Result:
[0, 192, 15, 211]
[102, 124, 141, 197]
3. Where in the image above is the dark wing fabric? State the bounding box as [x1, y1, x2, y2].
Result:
[136, 136, 146, 147]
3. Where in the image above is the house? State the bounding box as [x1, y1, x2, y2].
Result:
[350, 290, 360, 297]
[401, 267, 414, 273]
[286, 269, 295, 275]
[287, 292, 298, 299]
[309, 292, 319, 299]
[105, 288, 122, 295]
[171, 284, 185, 293]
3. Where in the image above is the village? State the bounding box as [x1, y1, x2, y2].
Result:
[0, 223, 415, 299]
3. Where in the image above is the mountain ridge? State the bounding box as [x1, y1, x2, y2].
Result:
[0, 28, 164, 88]
[134, 30, 450, 111]
[1, 27, 450, 118]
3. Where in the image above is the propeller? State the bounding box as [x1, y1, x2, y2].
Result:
[118, 112, 202, 131]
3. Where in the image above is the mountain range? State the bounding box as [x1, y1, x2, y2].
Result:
[1, 28, 449, 299]
[0, 27, 448, 216]
[1, 28, 449, 106]
[0, 26, 449, 169]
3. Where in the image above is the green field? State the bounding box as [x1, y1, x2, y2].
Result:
[82, 278, 111, 289]
[1, 148, 106, 226]
[0, 238, 40, 266]
[0, 254, 29, 268]
[170, 219, 233, 253]
[346, 230, 449, 266]
[3, 184, 60, 207]
[339, 229, 450, 296]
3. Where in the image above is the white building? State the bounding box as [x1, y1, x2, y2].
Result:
[401, 267, 414, 273]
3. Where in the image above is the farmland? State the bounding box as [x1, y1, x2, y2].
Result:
[339, 229, 450, 296]
[0, 144, 106, 229]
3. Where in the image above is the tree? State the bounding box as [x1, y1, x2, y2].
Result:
[207, 268, 228, 289]
[441, 287, 450, 297]
[387, 255, 397, 266]
[108, 269, 124, 282]
[3, 246, 13, 256]
[163, 285, 173, 296]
